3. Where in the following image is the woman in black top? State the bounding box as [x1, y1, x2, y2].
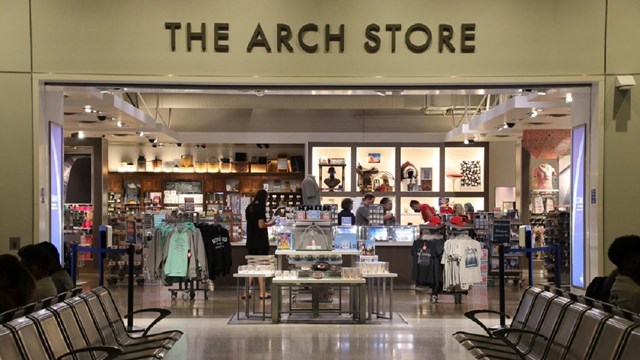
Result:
[245, 189, 276, 299]
[337, 198, 356, 226]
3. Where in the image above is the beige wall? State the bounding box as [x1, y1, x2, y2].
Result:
[601, 0, 640, 273]
[0, 0, 30, 72]
[602, 75, 640, 273]
[0, 0, 33, 252]
[0, 73, 33, 253]
[8, 0, 640, 284]
[488, 142, 517, 211]
[30, 0, 605, 77]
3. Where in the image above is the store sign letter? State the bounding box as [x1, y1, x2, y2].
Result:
[165, 21, 476, 54]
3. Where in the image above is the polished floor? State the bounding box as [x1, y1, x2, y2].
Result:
[78, 273, 533, 360]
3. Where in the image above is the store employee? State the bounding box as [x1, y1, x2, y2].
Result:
[355, 193, 375, 226]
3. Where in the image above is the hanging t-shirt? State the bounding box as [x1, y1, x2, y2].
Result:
[164, 227, 190, 277]
[442, 237, 482, 291]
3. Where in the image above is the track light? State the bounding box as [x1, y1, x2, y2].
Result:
[83, 105, 92, 113]
[77, 131, 85, 139]
[116, 120, 123, 127]
[176, 143, 182, 147]
[138, 131, 144, 137]
[529, 110, 538, 118]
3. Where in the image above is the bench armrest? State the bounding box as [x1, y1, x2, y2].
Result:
[464, 310, 511, 336]
[57, 346, 123, 360]
[492, 329, 550, 360]
[125, 308, 172, 336]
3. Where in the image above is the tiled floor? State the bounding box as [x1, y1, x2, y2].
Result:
[82, 274, 532, 360]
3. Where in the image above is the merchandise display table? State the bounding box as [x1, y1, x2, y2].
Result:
[271, 277, 367, 324]
[233, 273, 273, 321]
[362, 273, 398, 320]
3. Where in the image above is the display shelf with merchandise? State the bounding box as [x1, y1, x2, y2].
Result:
[487, 219, 525, 287]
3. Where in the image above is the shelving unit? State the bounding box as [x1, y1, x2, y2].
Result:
[309, 143, 489, 226]
[488, 219, 525, 287]
[541, 210, 570, 285]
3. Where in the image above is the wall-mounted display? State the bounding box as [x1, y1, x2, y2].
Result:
[312, 147, 352, 191]
[445, 147, 485, 192]
[400, 147, 441, 192]
[367, 153, 381, 163]
[460, 160, 482, 188]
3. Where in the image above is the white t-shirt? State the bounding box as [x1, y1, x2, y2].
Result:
[443, 238, 482, 291]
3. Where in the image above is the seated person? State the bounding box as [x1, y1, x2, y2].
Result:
[0, 254, 36, 312]
[37, 241, 74, 293]
[608, 235, 640, 313]
[18, 245, 58, 302]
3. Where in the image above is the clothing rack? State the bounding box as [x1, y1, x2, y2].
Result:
[148, 220, 210, 300]
[412, 224, 479, 304]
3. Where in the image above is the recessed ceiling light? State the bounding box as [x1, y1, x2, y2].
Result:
[116, 120, 123, 127]
[83, 105, 92, 113]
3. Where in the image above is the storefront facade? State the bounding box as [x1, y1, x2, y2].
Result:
[1, 0, 639, 288]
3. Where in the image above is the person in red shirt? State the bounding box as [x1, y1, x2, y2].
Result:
[410, 200, 438, 224]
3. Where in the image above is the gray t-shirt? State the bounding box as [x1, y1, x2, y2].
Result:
[609, 274, 640, 313]
[32, 276, 58, 302]
[51, 269, 74, 294]
[355, 204, 370, 226]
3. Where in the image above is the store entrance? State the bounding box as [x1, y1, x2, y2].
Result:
[42, 83, 594, 290]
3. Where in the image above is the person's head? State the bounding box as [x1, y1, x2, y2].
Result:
[608, 235, 640, 277]
[380, 197, 393, 211]
[362, 193, 375, 206]
[0, 254, 36, 306]
[252, 189, 269, 207]
[37, 241, 63, 274]
[18, 244, 53, 280]
[341, 198, 353, 211]
[410, 200, 421, 212]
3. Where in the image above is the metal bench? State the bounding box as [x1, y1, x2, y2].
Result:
[454, 288, 640, 360]
[0, 287, 181, 360]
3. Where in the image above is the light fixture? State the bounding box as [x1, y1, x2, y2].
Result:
[138, 131, 144, 137]
[83, 105, 92, 113]
[615, 75, 636, 90]
[537, 90, 547, 95]
[375, 90, 387, 96]
[529, 110, 538, 118]
[77, 131, 85, 139]
[255, 90, 265, 97]
[463, 137, 476, 145]
[116, 120, 123, 127]
[564, 93, 573, 103]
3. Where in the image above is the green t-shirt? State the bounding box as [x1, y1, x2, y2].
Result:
[164, 229, 190, 277]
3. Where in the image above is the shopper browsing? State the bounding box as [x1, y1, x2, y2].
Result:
[337, 198, 356, 226]
[355, 193, 376, 226]
[18, 245, 58, 301]
[607, 234, 640, 313]
[245, 189, 277, 300]
[410, 200, 441, 225]
[380, 197, 396, 226]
